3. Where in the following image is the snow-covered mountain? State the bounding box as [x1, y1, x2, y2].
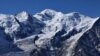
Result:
[0, 9, 100, 56]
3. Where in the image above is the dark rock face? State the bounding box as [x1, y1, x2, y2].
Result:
[73, 18, 100, 56]
[13, 14, 45, 40]
[29, 19, 100, 56]
[0, 28, 22, 55]
[0, 12, 45, 55]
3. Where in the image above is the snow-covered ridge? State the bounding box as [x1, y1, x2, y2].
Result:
[0, 9, 100, 56]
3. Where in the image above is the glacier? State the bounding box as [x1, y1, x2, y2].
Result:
[0, 9, 100, 56]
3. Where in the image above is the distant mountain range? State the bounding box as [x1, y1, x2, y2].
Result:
[0, 9, 100, 56]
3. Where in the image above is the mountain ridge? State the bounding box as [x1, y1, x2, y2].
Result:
[0, 9, 100, 56]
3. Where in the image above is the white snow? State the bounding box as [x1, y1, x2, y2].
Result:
[16, 11, 28, 22]
[63, 17, 99, 56]
[0, 9, 99, 55]
[34, 9, 99, 50]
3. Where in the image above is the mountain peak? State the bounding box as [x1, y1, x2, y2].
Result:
[33, 9, 58, 21]
[17, 11, 28, 17]
[41, 9, 57, 14]
[16, 11, 29, 22]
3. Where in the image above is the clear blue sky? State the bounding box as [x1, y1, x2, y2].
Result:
[0, 0, 100, 17]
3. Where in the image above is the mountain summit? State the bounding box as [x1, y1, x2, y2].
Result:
[0, 9, 100, 56]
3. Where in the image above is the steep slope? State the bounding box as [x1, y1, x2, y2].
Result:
[14, 11, 45, 41]
[73, 18, 100, 56]
[0, 26, 22, 55]
[29, 9, 100, 56]
[0, 12, 45, 54]
[0, 12, 45, 42]
[31, 10, 100, 56]
[58, 18, 99, 56]
[34, 9, 94, 48]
